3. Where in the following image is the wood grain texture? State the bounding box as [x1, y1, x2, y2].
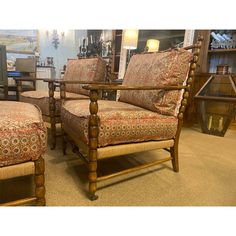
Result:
[88, 90, 99, 200]
[83, 85, 188, 91]
[34, 156, 46, 206]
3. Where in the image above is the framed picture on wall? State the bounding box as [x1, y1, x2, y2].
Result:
[0, 30, 39, 55]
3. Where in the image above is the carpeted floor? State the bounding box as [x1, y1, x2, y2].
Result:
[1, 126, 236, 206]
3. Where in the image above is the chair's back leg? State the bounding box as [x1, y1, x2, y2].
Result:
[170, 143, 179, 172]
[88, 90, 99, 200]
[171, 120, 182, 172]
[61, 125, 67, 155]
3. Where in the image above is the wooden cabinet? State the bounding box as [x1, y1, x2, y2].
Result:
[195, 30, 236, 73]
[185, 30, 236, 125]
[111, 30, 122, 76]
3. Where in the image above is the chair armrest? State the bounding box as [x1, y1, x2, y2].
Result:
[13, 77, 41, 81]
[82, 84, 188, 91]
[43, 79, 101, 83]
[56, 80, 121, 85]
[58, 81, 118, 100]
[43, 78, 122, 86]
[42, 78, 61, 83]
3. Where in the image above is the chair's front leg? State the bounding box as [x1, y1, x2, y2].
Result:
[16, 80, 23, 101]
[48, 81, 56, 149]
[88, 90, 99, 200]
[60, 82, 67, 155]
[34, 156, 46, 206]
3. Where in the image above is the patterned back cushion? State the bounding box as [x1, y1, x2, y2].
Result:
[119, 49, 193, 116]
[64, 57, 107, 95]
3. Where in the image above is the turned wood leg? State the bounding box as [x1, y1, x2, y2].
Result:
[88, 154, 98, 201]
[34, 156, 46, 206]
[170, 145, 179, 172]
[88, 90, 99, 200]
[16, 80, 23, 101]
[50, 119, 56, 150]
[62, 126, 67, 155]
[49, 82, 56, 149]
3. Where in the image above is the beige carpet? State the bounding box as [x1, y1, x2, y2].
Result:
[1, 126, 236, 206]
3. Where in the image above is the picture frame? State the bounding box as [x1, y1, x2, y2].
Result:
[0, 30, 39, 55]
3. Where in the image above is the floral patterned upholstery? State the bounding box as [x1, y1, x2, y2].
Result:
[119, 49, 193, 116]
[0, 101, 47, 167]
[61, 100, 178, 148]
[20, 91, 89, 116]
[64, 57, 107, 96]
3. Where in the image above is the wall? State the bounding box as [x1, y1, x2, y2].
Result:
[74, 30, 87, 52]
[39, 30, 85, 77]
[4, 29, 89, 78]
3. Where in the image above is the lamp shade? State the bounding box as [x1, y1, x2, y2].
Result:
[146, 39, 160, 52]
[123, 30, 139, 50]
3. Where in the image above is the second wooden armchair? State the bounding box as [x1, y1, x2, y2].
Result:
[17, 56, 107, 149]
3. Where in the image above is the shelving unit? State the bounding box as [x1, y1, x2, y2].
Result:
[111, 30, 122, 75]
[208, 49, 236, 53]
[184, 29, 236, 125]
[195, 30, 236, 73]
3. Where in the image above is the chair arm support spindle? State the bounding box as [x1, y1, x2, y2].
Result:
[88, 90, 99, 200]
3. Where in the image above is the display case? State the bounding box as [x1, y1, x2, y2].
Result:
[195, 65, 236, 136]
[185, 30, 236, 125]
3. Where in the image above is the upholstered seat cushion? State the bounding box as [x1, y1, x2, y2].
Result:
[20, 90, 89, 116]
[119, 49, 193, 116]
[61, 100, 178, 148]
[0, 101, 47, 167]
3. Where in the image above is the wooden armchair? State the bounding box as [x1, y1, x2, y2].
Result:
[11, 58, 37, 100]
[0, 101, 47, 206]
[17, 56, 107, 149]
[60, 36, 203, 200]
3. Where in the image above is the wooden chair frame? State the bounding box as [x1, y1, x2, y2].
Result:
[60, 36, 203, 200]
[12, 58, 37, 100]
[0, 156, 45, 206]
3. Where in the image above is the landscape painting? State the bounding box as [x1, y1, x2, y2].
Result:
[0, 30, 38, 54]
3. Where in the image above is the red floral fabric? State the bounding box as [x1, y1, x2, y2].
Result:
[61, 100, 178, 148]
[0, 101, 47, 167]
[119, 49, 193, 116]
[64, 57, 107, 95]
[20, 91, 89, 116]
